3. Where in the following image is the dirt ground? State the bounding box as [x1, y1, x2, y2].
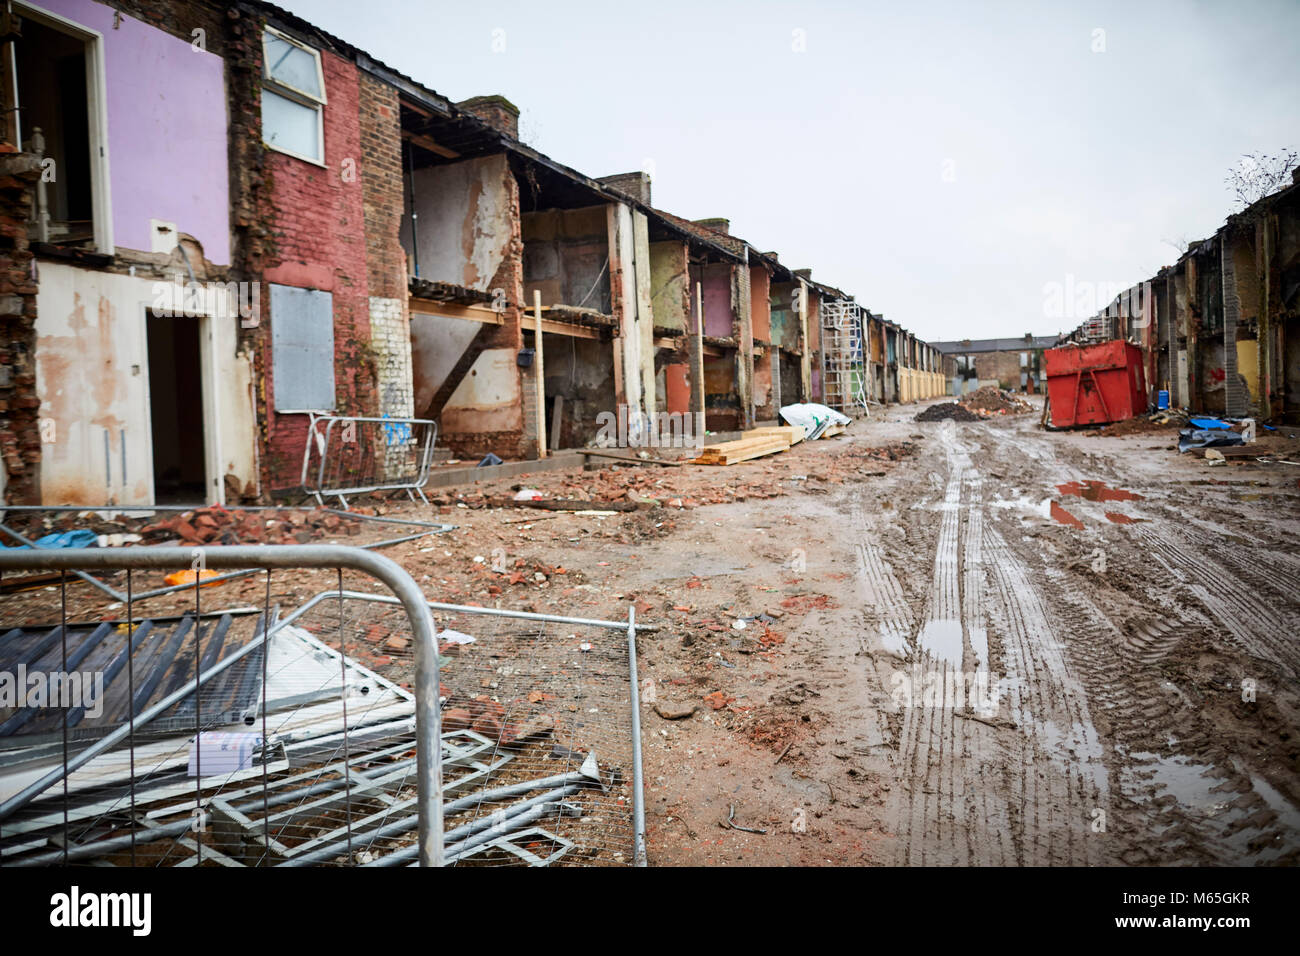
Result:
[3, 397, 1298, 866]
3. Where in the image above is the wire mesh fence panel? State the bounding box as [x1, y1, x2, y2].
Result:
[301, 414, 438, 507]
[292, 595, 640, 866]
[0, 548, 646, 867]
[0, 547, 442, 868]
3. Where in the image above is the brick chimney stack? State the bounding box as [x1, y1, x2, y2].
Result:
[597, 172, 652, 205]
[456, 95, 520, 140]
[694, 218, 730, 235]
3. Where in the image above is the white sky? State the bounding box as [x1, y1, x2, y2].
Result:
[283, 0, 1300, 342]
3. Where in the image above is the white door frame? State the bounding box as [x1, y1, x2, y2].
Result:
[141, 307, 225, 506]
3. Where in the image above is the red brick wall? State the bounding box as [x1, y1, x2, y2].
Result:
[358, 73, 406, 299]
[261, 49, 376, 491]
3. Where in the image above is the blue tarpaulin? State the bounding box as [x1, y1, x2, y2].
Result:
[1, 530, 99, 550]
[1178, 429, 1245, 454]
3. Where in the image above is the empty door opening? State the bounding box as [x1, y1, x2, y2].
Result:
[147, 312, 207, 504]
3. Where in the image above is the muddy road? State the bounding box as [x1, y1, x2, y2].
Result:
[10, 398, 1293, 866]
[626, 399, 1300, 865]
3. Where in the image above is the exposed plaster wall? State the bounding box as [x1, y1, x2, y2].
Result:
[410, 315, 480, 413]
[541, 333, 615, 446]
[441, 347, 522, 435]
[608, 203, 641, 419]
[402, 154, 514, 291]
[633, 210, 656, 418]
[34, 262, 255, 505]
[699, 263, 732, 338]
[522, 205, 610, 310]
[750, 265, 771, 342]
[649, 241, 688, 331]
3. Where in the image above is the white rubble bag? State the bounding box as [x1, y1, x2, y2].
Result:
[778, 403, 851, 440]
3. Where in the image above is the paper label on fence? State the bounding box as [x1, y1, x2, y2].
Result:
[188, 731, 262, 777]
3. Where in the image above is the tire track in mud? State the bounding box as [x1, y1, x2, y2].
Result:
[873, 422, 1107, 865]
[1035, 565, 1299, 864]
[981, 524, 1108, 865]
[1133, 524, 1300, 678]
[985, 413, 1300, 863]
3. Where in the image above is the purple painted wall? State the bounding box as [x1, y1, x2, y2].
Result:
[33, 0, 230, 264]
[701, 264, 733, 338]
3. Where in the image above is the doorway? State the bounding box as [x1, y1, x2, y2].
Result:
[146, 312, 207, 503]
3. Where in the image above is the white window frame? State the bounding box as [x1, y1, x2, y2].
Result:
[261, 25, 326, 166]
[15, 1, 114, 254]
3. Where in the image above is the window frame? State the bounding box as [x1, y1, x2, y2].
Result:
[261, 25, 327, 166]
[14, 1, 114, 254]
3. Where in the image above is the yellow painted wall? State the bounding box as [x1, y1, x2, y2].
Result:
[1237, 339, 1259, 404]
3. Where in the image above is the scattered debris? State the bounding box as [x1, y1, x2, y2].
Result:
[723, 804, 767, 835]
[654, 702, 698, 720]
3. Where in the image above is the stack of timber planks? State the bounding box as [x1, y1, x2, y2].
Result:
[694, 425, 806, 465]
[744, 424, 805, 445]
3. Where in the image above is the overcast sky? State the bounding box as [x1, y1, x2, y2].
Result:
[284, 0, 1299, 342]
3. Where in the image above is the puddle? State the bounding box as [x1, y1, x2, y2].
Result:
[1104, 511, 1142, 524]
[1049, 501, 1083, 528]
[1056, 480, 1144, 503]
[1230, 757, 1300, 836]
[879, 625, 912, 658]
[1129, 753, 1229, 813]
[917, 618, 964, 667]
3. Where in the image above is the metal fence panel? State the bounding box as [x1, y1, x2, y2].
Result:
[301, 414, 437, 507]
[0, 546, 649, 867]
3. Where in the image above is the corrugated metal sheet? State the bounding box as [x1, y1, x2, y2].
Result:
[0, 612, 267, 744]
[271, 284, 336, 411]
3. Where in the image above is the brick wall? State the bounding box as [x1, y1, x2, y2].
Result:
[261, 47, 376, 491]
[973, 350, 1023, 388]
[370, 295, 412, 418]
[0, 152, 41, 503]
[358, 72, 416, 427]
[359, 73, 405, 300]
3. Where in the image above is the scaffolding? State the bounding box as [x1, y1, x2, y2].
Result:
[820, 299, 870, 416]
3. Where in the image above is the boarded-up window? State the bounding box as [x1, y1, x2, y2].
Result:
[271, 284, 335, 411]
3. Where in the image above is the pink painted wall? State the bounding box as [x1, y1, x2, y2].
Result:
[700, 264, 733, 338]
[33, 0, 230, 264]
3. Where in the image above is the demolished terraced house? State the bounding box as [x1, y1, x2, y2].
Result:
[1056, 169, 1300, 422]
[0, 0, 947, 510]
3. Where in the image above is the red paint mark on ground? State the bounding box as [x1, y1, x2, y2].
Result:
[1056, 480, 1144, 503]
[1104, 511, 1140, 524]
[1050, 501, 1084, 528]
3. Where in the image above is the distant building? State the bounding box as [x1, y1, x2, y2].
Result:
[931, 335, 1059, 394]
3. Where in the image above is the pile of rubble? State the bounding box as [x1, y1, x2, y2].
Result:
[138, 507, 365, 545]
[959, 385, 1034, 416]
[425, 441, 917, 512]
[915, 402, 980, 423]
